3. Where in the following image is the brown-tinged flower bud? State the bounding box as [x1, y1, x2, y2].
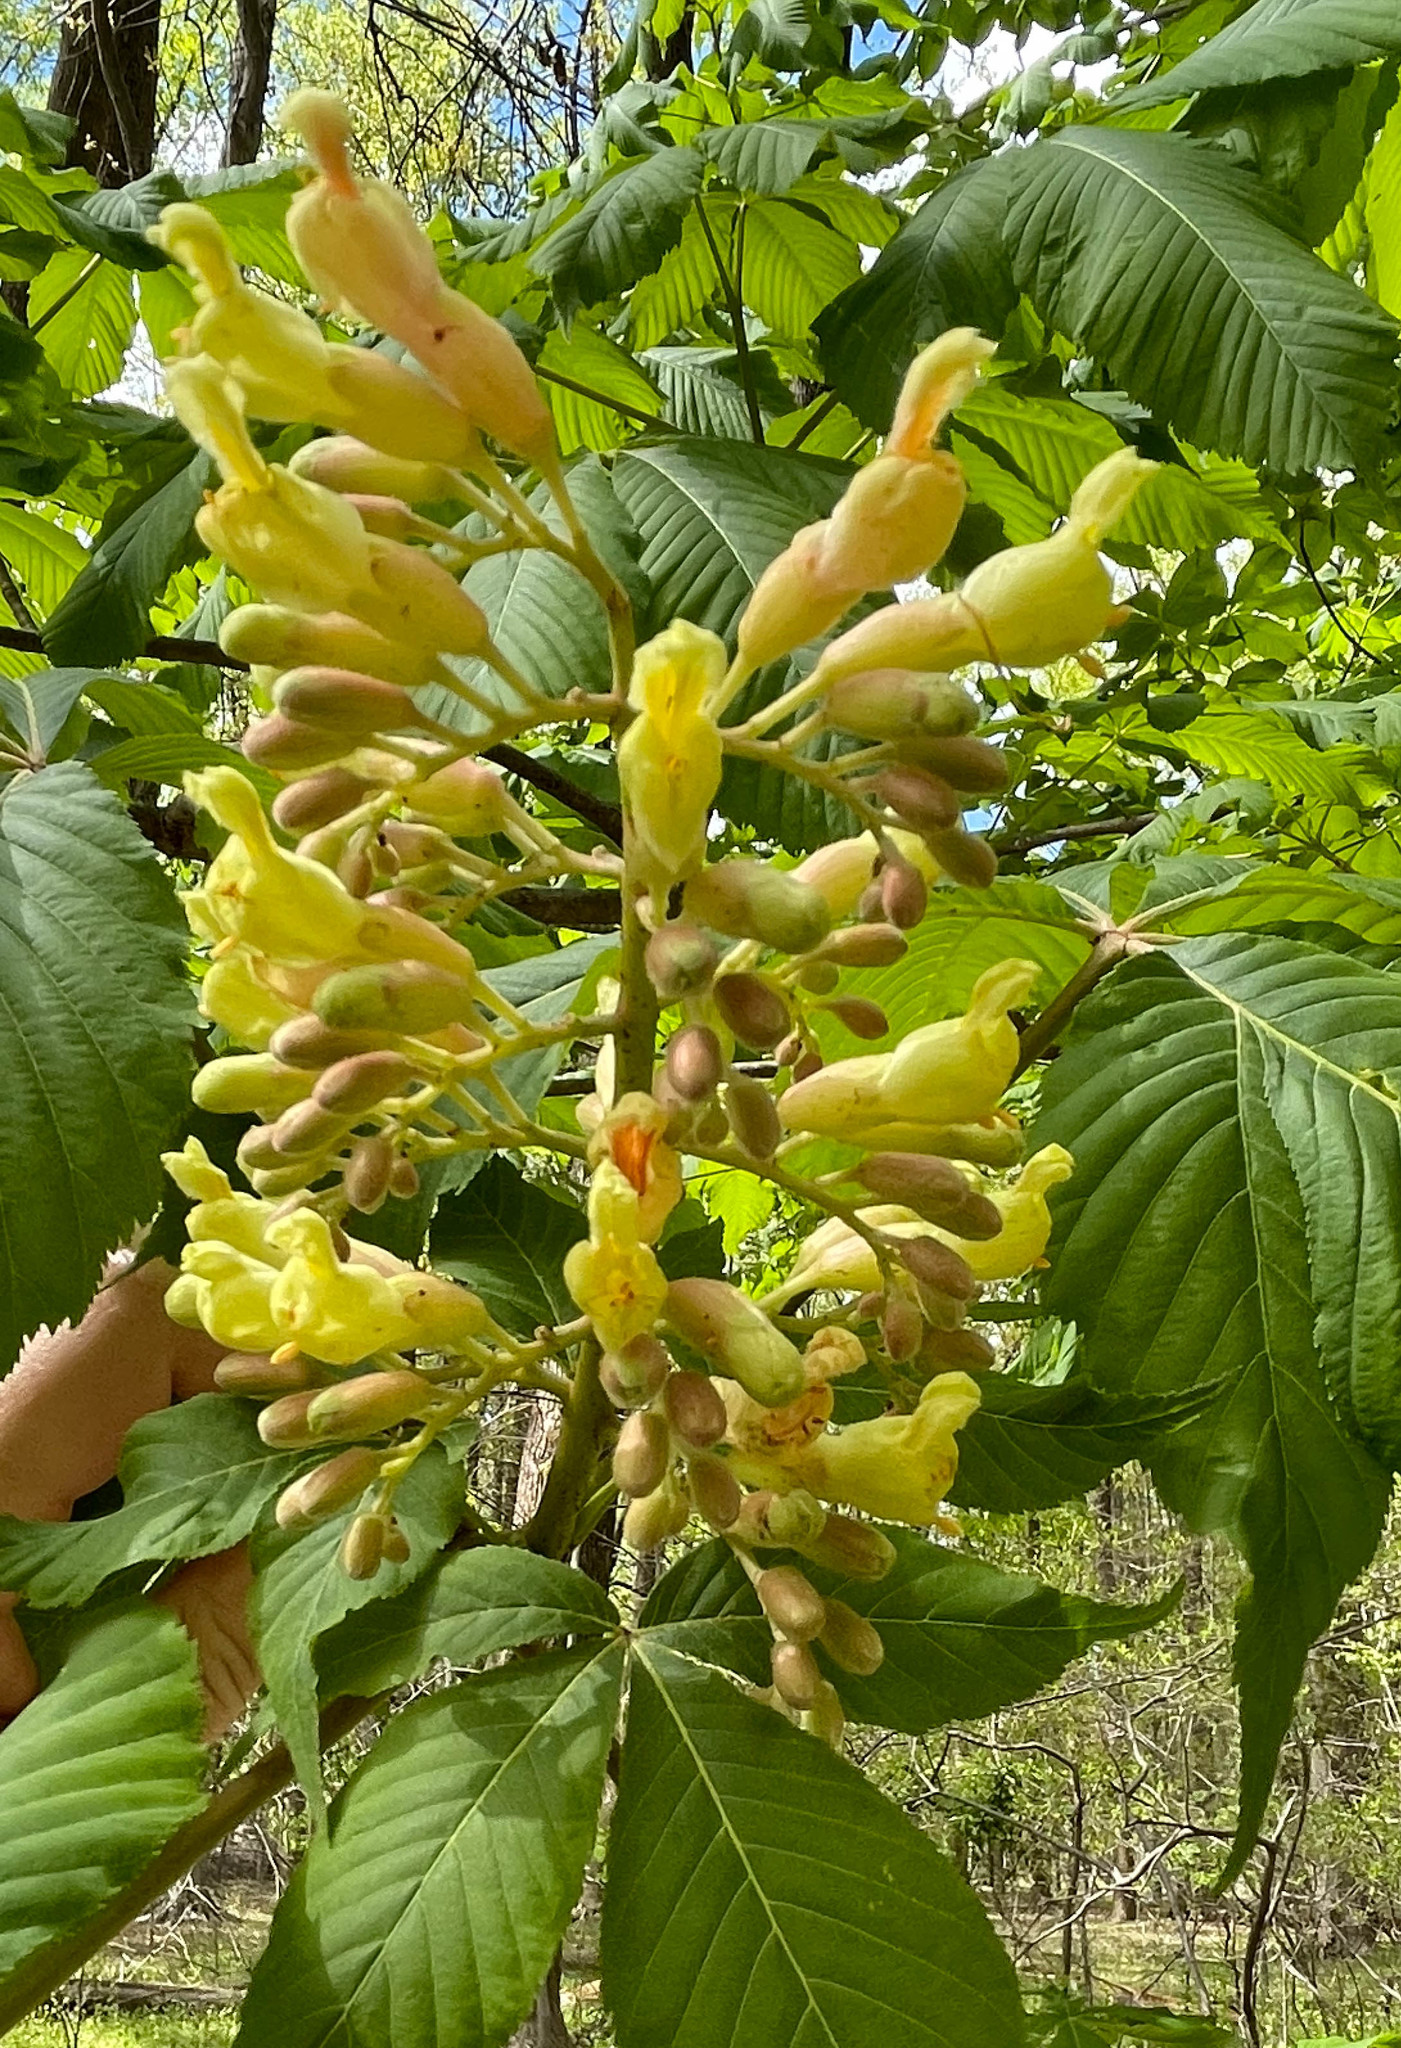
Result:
[215, 1350, 319, 1395]
[820, 997, 889, 1041]
[381, 1518, 411, 1564]
[724, 1073, 782, 1163]
[271, 1098, 350, 1158]
[390, 1157, 420, 1199]
[822, 669, 980, 741]
[273, 667, 426, 737]
[288, 436, 458, 502]
[340, 1512, 386, 1580]
[600, 1333, 671, 1408]
[918, 1324, 996, 1371]
[729, 1487, 827, 1550]
[274, 1445, 384, 1525]
[893, 1234, 978, 1301]
[337, 844, 375, 897]
[685, 861, 831, 957]
[792, 1050, 823, 1084]
[270, 1016, 398, 1068]
[613, 1409, 671, 1498]
[687, 1454, 742, 1530]
[924, 826, 998, 889]
[623, 1479, 690, 1551]
[663, 1369, 727, 1448]
[880, 860, 928, 930]
[805, 1326, 867, 1380]
[665, 1278, 806, 1406]
[260, 1389, 324, 1449]
[713, 973, 791, 1051]
[222, 603, 435, 687]
[305, 1368, 434, 1439]
[755, 1565, 826, 1642]
[870, 765, 960, 834]
[664, 1024, 723, 1103]
[801, 1512, 897, 1580]
[882, 1293, 924, 1363]
[807, 1677, 845, 1748]
[272, 768, 373, 834]
[819, 1599, 885, 1676]
[815, 923, 907, 970]
[775, 1032, 805, 1069]
[243, 714, 348, 771]
[645, 921, 719, 1001]
[771, 1640, 821, 1710]
[797, 959, 841, 996]
[904, 733, 1009, 795]
[345, 1133, 395, 1213]
[856, 1154, 1002, 1239]
[313, 1050, 418, 1115]
[314, 960, 479, 1034]
[380, 820, 454, 866]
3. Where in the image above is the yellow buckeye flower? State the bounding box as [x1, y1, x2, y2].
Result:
[169, 1242, 282, 1354]
[266, 1211, 420, 1364]
[780, 958, 1038, 1141]
[393, 1270, 489, 1351]
[934, 1143, 1074, 1282]
[586, 1091, 683, 1244]
[761, 1205, 940, 1310]
[563, 1161, 669, 1352]
[162, 1137, 288, 1266]
[619, 624, 725, 910]
[885, 329, 998, 462]
[789, 1371, 981, 1525]
[182, 766, 368, 967]
[198, 948, 302, 1048]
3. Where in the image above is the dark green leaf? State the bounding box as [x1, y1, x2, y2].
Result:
[532, 149, 704, 323]
[0, 669, 108, 761]
[815, 156, 1019, 431]
[0, 763, 193, 1370]
[0, 1395, 299, 1605]
[1005, 127, 1399, 475]
[603, 1643, 1025, 2048]
[236, 1642, 625, 2048]
[49, 170, 184, 270]
[431, 1156, 587, 1327]
[250, 1446, 461, 1818]
[0, 91, 72, 167]
[316, 1545, 617, 1703]
[43, 452, 211, 667]
[1123, 0, 1401, 108]
[1037, 935, 1396, 1876]
[0, 1605, 204, 2014]
[950, 1373, 1217, 1513]
[640, 1530, 1175, 1731]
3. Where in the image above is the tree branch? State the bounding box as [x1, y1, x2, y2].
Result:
[995, 813, 1155, 856]
[1013, 931, 1129, 1078]
[485, 742, 624, 847]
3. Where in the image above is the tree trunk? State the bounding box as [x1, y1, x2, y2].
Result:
[222, 0, 277, 167]
[509, 1956, 572, 2048]
[48, 0, 159, 186]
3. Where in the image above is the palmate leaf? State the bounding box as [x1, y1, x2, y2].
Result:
[430, 1155, 587, 1328]
[1004, 127, 1399, 476]
[538, 322, 663, 452]
[0, 1395, 299, 1605]
[814, 155, 1020, 431]
[0, 763, 193, 1370]
[643, 345, 756, 439]
[1037, 933, 1401, 1876]
[28, 250, 136, 401]
[740, 197, 861, 337]
[603, 1643, 1025, 2048]
[949, 1374, 1217, 1514]
[236, 1641, 625, 2048]
[1123, 0, 1401, 108]
[0, 503, 85, 619]
[532, 148, 704, 323]
[627, 200, 731, 347]
[42, 450, 212, 666]
[639, 1531, 1176, 1733]
[0, 1605, 205, 2020]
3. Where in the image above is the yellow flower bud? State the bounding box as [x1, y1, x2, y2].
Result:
[197, 948, 301, 1048]
[789, 1371, 981, 1525]
[822, 451, 966, 590]
[779, 958, 1038, 1141]
[684, 859, 831, 956]
[192, 1052, 314, 1118]
[664, 1278, 806, 1407]
[619, 623, 725, 909]
[736, 521, 857, 672]
[288, 436, 460, 502]
[281, 90, 554, 466]
[171, 1242, 282, 1354]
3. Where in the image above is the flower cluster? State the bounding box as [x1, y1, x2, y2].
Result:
[153, 92, 1149, 1718]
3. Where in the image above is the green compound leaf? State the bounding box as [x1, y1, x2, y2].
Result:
[532, 148, 704, 323]
[0, 1395, 300, 1605]
[236, 1641, 625, 2048]
[430, 1154, 588, 1328]
[0, 763, 193, 1371]
[1122, 0, 1401, 108]
[42, 450, 212, 667]
[1004, 127, 1399, 476]
[640, 1530, 1174, 1732]
[250, 1446, 461, 1822]
[603, 1642, 1025, 2048]
[315, 1545, 618, 1704]
[1037, 932, 1400, 1878]
[0, 1605, 205, 2011]
[950, 1373, 1216, 1513]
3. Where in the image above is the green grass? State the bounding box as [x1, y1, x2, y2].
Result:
[11, 2010, 237, 2047]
